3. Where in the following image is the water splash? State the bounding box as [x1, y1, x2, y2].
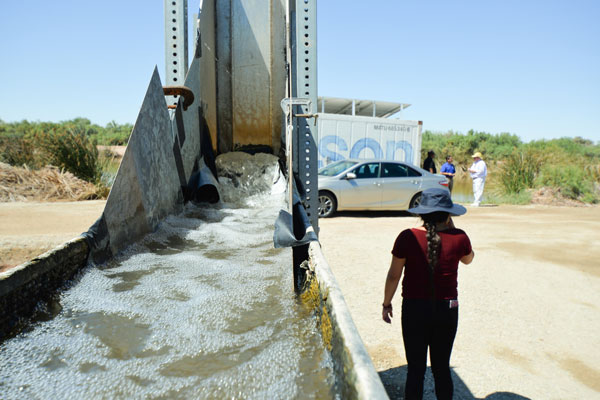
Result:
[0, 153, 339, 399]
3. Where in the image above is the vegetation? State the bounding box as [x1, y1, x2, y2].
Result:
[0, 118, 132, 197]
[422, 129, 600, 204]
[0, 118, 132, 147]
[1, 118, 598, 204]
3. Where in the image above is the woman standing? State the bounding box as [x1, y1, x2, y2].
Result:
[382, 188, 474, 400]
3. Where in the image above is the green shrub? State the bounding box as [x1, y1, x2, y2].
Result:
[499, 149, 543, 194]
[484, 189, 532, 205]
[0, 133, 38, 167]
[536, 164, 597, 201]
[34, 126, 102, 183]
[90, 120, 133, 145]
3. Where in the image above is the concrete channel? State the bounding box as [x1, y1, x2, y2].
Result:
[0, 1, 389, 398]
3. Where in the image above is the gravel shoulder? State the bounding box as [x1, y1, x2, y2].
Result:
[318, 205, 600, 399]
[2, 201, 599, 399]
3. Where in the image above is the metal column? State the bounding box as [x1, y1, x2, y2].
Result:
[291, 0, 319, 233]
[288, 0, 319, 292]
[164, 0, 189, 108]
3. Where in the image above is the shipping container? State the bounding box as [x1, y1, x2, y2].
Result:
[316, 112, 423, 168]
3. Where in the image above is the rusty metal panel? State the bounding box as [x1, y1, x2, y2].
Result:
[269, 0, 286, 156]
[215, 0, 233, 154]
[205, 0, 287, 154]
[198, 0, 218, 152]
[231, 0, 272, 149]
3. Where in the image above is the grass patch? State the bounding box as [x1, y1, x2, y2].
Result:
[484, 190, 532, 205]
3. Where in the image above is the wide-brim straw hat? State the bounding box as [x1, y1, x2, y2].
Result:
[471, 151, 483, 158]
[408, 188, 467, 216]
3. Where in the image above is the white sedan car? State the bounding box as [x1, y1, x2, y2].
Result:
[318, 159, 450, 217]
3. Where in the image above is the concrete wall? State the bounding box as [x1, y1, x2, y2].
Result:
[0, 237, 88, 340]
[305, 241, 389, 399]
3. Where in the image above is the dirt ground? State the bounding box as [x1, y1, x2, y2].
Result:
[318, 205, 600, 399]
[1, 201, 599, 399]
[0, 201, 105, 272]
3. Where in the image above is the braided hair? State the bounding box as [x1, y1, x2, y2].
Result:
[421, 211, 450, 300]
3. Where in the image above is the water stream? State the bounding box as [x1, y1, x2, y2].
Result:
[0, 154, 339, 399]
[449, 178, 477, 204]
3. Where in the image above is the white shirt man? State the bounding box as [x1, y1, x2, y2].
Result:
[468, 152, 487, 206]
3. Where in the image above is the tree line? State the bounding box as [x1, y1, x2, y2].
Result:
[1, 119, 598, 203]
[0, 118, 132, 186]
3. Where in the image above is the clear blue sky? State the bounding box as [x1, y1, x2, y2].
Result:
[1, 1, 598, 143]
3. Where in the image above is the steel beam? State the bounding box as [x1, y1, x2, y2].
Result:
[291, 0, 319, 234]
[164, 0, 189, 108]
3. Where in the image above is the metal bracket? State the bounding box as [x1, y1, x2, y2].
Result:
[280, 98, 312, 114]
[295, 113, 318, 125]
[163, 86, 195, 110]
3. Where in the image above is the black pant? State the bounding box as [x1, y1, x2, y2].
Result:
[401, 298, 459, 400]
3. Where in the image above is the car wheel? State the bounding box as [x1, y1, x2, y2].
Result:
[318, 191, 337, 218]
[409, 193, 422, 209]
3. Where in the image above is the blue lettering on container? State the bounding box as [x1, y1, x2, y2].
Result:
[318, 136, 414, 166]
[349, 138, 383, 159]
[386, 141, 413, 163]
[318, 135, 347, 168]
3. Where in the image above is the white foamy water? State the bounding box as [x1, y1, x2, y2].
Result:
[0, 154, 338, 399]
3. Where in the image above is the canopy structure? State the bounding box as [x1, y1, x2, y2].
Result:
[317, 96, 411, 118]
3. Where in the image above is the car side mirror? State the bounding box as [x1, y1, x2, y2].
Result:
[345, 172, 357, 180]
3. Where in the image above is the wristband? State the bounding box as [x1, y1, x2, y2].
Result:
[382, 303, 392, 309]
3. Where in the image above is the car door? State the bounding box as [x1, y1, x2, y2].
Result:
[338, 162, 382, 209]
[380, 162, 422, 209]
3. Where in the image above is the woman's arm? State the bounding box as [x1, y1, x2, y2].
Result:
[461, 250, 475, 265]
[382, 256, 405, 323]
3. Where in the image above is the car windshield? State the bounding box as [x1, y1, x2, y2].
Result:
[318, 160, 357, 176]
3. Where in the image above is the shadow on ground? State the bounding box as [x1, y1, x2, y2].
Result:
[379, 366, 531, 400]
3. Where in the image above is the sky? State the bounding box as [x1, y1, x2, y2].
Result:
[0, 1, 598, 143]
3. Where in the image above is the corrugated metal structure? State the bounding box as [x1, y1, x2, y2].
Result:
[318, 96, 410, 118]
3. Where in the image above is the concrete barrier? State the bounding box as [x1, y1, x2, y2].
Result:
[304, 241, 389, 399]
[0, 237, 88, 340]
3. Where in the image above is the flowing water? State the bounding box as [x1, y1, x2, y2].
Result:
[0, 154, 339, 399]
